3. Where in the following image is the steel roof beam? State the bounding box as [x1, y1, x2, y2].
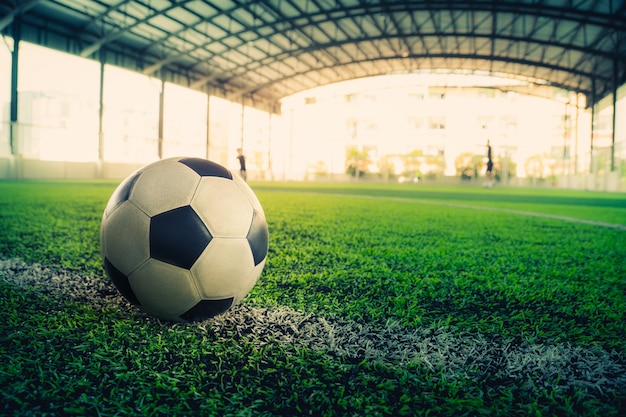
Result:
[0, 0, 44, 32]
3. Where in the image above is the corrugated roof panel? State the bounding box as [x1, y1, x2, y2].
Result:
[333, 16, 364, 38]
[456, 36, 475, 55]
[211, 14, 246, 34]
[55, 0, 108, 17]
[131, 23, 168, 41]
[358, 15, 383, 37]
[229, 6, 260, 28]
[220, 35, 245, 48]
[190, 48, 212, 62]
[162, 36, 194, 52]
[107, 10, 139, 26]
[313, 21, 339, 43]
[245, 45, 271, 61]
[124, 1, 154, 19]
[148, 15, 184, 32]
[222, 49, 253, 66]
[202, 21, 229, 40]
[175, 27, 208, 46]
[267, 31, 301, 50]
[147, 0, 174, 12]
[470, 11, 493, 36]
[273, 0, 302, 18]
[9, 0, 625, 107]
[206, 40, 227, 55]
[413, 11, 437, 33]
[185, 1, 219, 18]
[209, 55, 237, 72]
[166, 6, 201, 26]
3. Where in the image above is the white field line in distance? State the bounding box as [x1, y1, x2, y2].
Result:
[297, 191, 626, 231]
[418, 200, 626, 231]
[1, 258, 625, 399]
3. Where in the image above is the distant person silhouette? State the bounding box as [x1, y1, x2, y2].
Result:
[236, 148, 247, 181]
[485, 140, 494, 187]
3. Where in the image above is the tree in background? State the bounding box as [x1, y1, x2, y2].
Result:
[455, 152, 484, 180]
[345, 146, 373, 178]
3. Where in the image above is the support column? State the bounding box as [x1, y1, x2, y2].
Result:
[9, 16, 20, 158]
[574, 93, 580, 175]
[205, 92, 210, 160]
[610, 57, 617, 172]
[590, 79, 596, 174]
[267, 104, 273, 180]
[240, 95, 245, 150]
[563, 101, 570, 183]
[97, 50, 105, 177]
[158, 78, 165, 159]
[7, 17, 21, 178]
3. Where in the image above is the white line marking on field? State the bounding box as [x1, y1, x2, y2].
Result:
[307, 192, 626, 231]
[208, 304, 626, 396]
[2, 257, 625, 398]
[409, 198, 626, 231]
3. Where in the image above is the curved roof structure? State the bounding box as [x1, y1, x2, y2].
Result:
[2, 0, 625, 108]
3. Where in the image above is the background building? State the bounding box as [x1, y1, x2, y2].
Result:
[0, 43, 624, 191]
[278, 74, 595, 187]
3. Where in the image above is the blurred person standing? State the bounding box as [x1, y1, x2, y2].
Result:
[485, 140, 494, 187]
[236, 148, 247, 181]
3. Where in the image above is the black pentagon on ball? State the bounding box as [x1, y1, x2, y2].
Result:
[150, 206, 212, 269]
[247, 210, 269, 266]
[105, 170, 141, 216]
[179, 157, 232, 179]
[180, 297, 234, 321]
[104, 258, 140, 305]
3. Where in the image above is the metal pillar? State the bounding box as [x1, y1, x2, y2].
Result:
[563, 101, 569, 181]
[205, 93, 210, 160]
[590, 80, 596, 174]
[97, 51, 105, 176]
[158, 78, 165, 159]
[574, 93, 580, 175]
[9, 16, 20, 158]
[610, 57, 617, 172]
[267, 104, 273, 180]
[240, 96, 245, 150]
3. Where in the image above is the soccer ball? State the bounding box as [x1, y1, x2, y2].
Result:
[99, 157, 269, 322]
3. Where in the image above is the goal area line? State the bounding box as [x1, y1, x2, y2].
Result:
[1, 257, 624, 399]
[303, 191, 626, 231]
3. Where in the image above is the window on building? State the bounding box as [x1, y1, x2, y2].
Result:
[501, 115, 518, 131]
[18, 42, 100, 161]
[102, 65, 160, 163]
[162, 82, 207, 159]
[407, 116, 424, 129]
[428, 116, 446, 129]
[477, 115, 494, 130]
[429, 88, 446, 99]
[0, 38, 12, 156]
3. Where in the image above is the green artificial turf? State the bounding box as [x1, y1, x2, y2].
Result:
[0, 180, 625, 416]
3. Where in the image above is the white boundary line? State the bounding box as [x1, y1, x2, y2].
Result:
[301, 191, 626, 231]
[1, 257, 625, 398]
